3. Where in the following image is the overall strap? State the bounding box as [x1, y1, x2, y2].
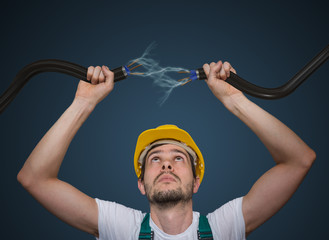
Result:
[139, 213, 154, 240]
[138, 213, 213, 240]
[198, 215, 213, 240]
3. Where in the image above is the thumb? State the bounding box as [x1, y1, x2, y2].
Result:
[205, 61, 222, 86]
[209, 61, 222, 79]
[102, 66, 114, 84]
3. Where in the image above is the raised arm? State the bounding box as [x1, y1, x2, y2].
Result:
[17, 65, 114, 237]
[203, 61, 316, 236]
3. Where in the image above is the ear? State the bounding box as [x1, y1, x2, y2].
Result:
[193, 177, 201, 194]
[138, 179, 146, 195]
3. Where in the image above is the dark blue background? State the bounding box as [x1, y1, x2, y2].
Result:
[1, 0, 328, 239]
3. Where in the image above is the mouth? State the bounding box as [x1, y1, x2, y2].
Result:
[154, 172, 181, 185]
[158, 175, 177, 183]
[153, 172, 181, 186]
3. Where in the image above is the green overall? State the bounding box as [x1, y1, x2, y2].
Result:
[138, 213, 213, 240]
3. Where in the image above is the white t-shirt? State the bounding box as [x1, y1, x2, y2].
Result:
[95, 197, 246, 240]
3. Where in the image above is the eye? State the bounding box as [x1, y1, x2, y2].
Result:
[151, 157, 160, 163]
[175, 156, 184, 162]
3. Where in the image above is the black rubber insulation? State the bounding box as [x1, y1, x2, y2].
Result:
[0, 60, 126, 113]
[197, 44, 329, 99]
[0, 44, 328, 114]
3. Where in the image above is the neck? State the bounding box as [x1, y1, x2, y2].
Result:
[150, 200, 193, 235]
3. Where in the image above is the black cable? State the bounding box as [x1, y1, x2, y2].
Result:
[0, 60, 128, 114]
[1, 44, 328, 114]
[195, 44, 329, 99]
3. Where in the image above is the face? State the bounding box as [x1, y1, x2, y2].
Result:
[138, 144, 200, 208]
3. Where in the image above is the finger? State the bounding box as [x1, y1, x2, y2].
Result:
[230, 66, 237, 74]
[206, 61, 222, 86]
[223, 62, 232, 78]
[102, 65, 114, 89]
[203, 63, 210, 78]
[99, 70, 105, 83]
[209, 61, 222, 79]
[87, 66, 94, 81]
[219, 62, 227, 80]
[91, 66, 102, 85]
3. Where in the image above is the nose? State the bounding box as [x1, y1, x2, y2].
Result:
[161, 161, 173, 171]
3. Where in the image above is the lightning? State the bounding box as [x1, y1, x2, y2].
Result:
[126, 42, 190, 106]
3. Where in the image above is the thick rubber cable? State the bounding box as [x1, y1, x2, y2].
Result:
[0, 60, 125, 114]
[198, 44, 329, 99]
[1, 45, 328, 114]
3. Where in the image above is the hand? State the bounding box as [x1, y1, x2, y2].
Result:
[203, 61, 243, 103]
[74, 65, 114, 108]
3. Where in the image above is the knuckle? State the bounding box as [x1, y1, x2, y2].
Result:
[203, 64, 210, 73]
[223, 61, 230, 69]
[87, 66, 94, 73]
[87, 67, 94, 80]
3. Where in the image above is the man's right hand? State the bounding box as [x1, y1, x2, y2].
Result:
[75, 65, 114, 108]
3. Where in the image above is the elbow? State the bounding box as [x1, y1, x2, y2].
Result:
[301, 148, 316, 169]
[17, 169, 27, 188]
[17, 166, 55, 190]
[17, 169, 34, 190]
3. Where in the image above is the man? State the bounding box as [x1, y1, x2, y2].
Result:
[17, 61, 316, 239]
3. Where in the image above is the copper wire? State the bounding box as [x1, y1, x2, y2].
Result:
[129, 64, 142, 71]
[177, 77, 189, 82]
[178, 71, 190, 74]
[127, 60, 138, 67]
[181, 79, 192, 86]
[130, 72, 144, 75]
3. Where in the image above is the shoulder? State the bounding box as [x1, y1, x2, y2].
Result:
[207, 197, 246, 240]
[95, 198, 145, 240]
[207, 197, 244, 219]
[96, 198, 144, 216]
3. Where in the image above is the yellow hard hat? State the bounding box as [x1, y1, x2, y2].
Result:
[134, 124, 205, 183]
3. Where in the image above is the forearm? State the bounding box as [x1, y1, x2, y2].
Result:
[222, 94, 315, 166]
[17, 98, 95, 184]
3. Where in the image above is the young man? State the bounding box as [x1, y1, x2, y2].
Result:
[17, 61, 316, 239]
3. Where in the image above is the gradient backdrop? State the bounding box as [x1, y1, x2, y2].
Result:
[1, 0, 328, 239]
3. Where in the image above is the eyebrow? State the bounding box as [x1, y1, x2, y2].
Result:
[147, 149, 189, 160]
